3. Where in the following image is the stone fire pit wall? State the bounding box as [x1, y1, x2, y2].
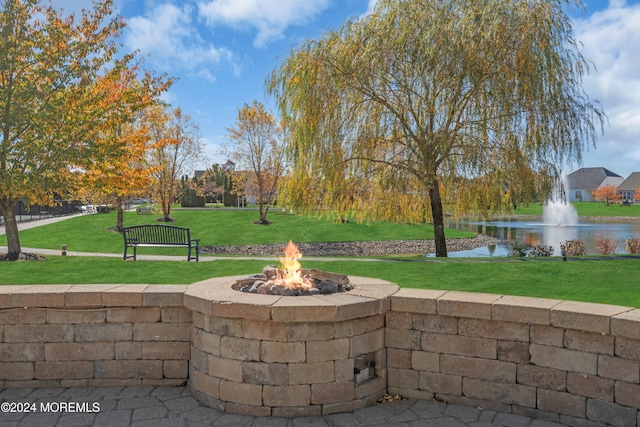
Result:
[184, 276, 397, 417]
[2, 279, 640, 425]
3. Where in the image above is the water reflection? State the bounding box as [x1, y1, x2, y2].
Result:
[442, 219, 640, 257]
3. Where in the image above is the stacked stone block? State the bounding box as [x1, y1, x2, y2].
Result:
[185, 277, 394, 417]
[189, 314, 387, 417]
[0, 284, 191, 388]
[387, 290, 640, 426]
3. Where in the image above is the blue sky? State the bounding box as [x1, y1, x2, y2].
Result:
[55, 0, 640, 178]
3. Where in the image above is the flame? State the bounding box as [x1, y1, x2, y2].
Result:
[276, 240, 313, 289]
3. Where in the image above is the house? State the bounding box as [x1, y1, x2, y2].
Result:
[566, 167, 624, 202]
[619, 172, 640, 203]
[222, 160, 236, 172]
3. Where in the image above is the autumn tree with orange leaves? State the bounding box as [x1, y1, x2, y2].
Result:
[0, 0, 170, 259]
[591, 184, 622, 205]
[78, 118, 155, 232]
[77, 75, 173, 232]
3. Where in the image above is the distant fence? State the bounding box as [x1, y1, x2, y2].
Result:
[0, 199, 77, 224]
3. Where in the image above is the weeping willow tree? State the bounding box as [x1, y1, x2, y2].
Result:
[267, 0, 605, 257]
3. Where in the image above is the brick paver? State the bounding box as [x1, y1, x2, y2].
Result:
[0, 385, 570, 426]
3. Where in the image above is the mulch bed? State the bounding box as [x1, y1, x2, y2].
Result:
[0, 252, 46, 261]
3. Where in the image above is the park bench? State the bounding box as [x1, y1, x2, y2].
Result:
[123, 224, 199, 262]
[136, 206, 154, 215]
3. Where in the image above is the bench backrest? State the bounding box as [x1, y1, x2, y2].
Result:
[123, 225, 191, 245]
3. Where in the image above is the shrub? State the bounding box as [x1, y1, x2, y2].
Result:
[180, 188, 206, 207]
[596, 238, 618, 255]
[625, 238, 640, 254]
[560, 239, 586, 257]
[528, 245, 554, 257]
[509, 238, 527, 257]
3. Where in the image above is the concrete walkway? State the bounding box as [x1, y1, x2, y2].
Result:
[0, 385, 568, 427]
[0, 213, 84, 235]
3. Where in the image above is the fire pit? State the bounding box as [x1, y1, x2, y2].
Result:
[232, 241, 354, 296]
[185, 271, 398, 417]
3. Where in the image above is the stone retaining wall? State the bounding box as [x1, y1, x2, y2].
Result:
[201, 235, 499, 256]
[0, 285, 191, 388]
[387, 289, 640, 426]
[1, 282, 640, 426]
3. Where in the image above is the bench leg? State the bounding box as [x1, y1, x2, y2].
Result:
[188, 241, 199, 262]
[123, 246, 137, 261]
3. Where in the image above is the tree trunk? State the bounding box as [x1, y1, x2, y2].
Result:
[116, 203, 124, 232]
[161, 193, 172, 222]
[258, 200, 269, 224]
[428, 179, 448, 257]
[0, 198, 21, 260]
[162, 206, 172, 222]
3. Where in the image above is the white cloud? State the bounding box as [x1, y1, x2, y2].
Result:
[125, 3, 234, 74]
[198, 0, 330, 48]
[573, 1, 640, 177]
[363, 0, 378, 17]
[199, 136, 226, 166]
[159, 90, 178, 106]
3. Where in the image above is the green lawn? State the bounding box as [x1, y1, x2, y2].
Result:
[0, 209, 473, 255]
[513, 202, 640, 217]
[2, 207, 639, 308]
[1, 256, 639, 308]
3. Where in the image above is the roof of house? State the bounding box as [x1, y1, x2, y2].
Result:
[567, 167, 622, 190]
[619, 172, 640, 190]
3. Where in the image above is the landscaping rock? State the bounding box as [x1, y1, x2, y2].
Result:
[201, 235, 499, 256]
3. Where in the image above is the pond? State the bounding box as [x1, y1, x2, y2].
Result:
[440, 218, 640, 257]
